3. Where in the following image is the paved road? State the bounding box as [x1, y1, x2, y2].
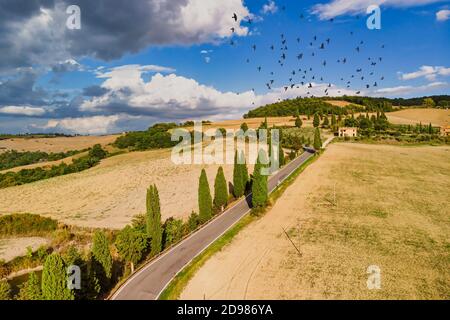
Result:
[111, 150, 315, 300]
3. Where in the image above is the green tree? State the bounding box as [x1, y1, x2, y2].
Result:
[240, 122, 249, 132]
[146, 184, 163, 256]
[89, 144, 107, 159]
[16, 272, 42, 300]
[41, 253, 75, 300]
[279, 143, 285, 167]
[115, 226, 147, 273]
[187, 211, 200, 231]
[313, 127, 322, 150]
[423, 98, 436, 108]
[214, 166, 228, 210]
[322, 116, 329, 128]
[233, 151, 245, 198]
[92, 231, 113, 280]
[240, 151, 249, 193]
[163, 218, 184, 247]
[313, 113, 320, 128]
[252, 150, 268, 208]
[331, 114, 337, 127]
[198, 169, 213, 223]
[295, 116, 303, 128]
[0, 280, 11, 300]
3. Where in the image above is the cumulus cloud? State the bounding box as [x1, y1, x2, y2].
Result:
[399, 65, 450, 81]
[0, 106, 46, 116]
[262, 1, 278, 14]
[34, 114, 133, 135]
[79, 64, 357, 121]
[312, 0, 446, 19]
[436, 9, 450, 21]
[0, 0, 252, 72]
[374, 81, 448, 96]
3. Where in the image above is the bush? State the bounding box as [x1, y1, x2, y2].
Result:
[0, 149, 83, 171]
[0, 214, 58, 237]
[0, 149, 107, 189]
[163, 218, 184, 248]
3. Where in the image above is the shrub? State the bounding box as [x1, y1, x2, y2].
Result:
[0, 214, 58, 237]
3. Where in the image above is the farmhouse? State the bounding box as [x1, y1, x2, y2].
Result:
[440, 126, 450, 136]
[338, 127, 358, 137]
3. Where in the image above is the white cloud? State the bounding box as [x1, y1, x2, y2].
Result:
[94, 65, 176, 91]
[35, 115, 129, 135]
[374, 81, 448, 95]
[80, 64, 356, 121]
[436, 9, 450, 21]
[179, 0, 250, 39]
[312, 0, 446, 19]
[262, 1, 278, 14]
[399, 65, 450, 81]
[0, 106, 46, 116]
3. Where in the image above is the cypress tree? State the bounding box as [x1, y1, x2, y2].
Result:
[322, 116, 329, 128]
[41, 253, 74, 300]
[252, 150, 268, 208]
[295, 116, 303, 128]
[331, 114, 337, 127]
[240, 150, 249, 192]
[233, 151, 245, 198]
[198, 169, 213, 223]
[92, 230, 113, 280]
[313, 127, 322, 150]
[313, 113, 320, 128]
[214, 166, 228, 211]
[146, 184, 162, 256]
[279, 143, 285, 167]
[17, 272, 42, 300]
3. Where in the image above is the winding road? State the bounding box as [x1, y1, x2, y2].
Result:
[111, 148, 317, 300]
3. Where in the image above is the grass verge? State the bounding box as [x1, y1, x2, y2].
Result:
[159, 152, 320, 300]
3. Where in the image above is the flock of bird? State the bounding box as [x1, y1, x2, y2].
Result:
[229, 7, 386, 102]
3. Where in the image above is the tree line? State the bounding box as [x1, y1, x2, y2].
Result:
[0, 149, 85, 171]
[0, 144, 108, 189]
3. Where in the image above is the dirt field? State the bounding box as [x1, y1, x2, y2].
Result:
[0, 145, 256, 229]
[0, 135, 119, 153]
[386, 109, 449, 127]
[0, 237, 48, 263]
[325, 100, 354, 108]
[181, 143, 450, 300]
[197, 116, 304, 130]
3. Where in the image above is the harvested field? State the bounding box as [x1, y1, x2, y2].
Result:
[181, 143, 450, 300]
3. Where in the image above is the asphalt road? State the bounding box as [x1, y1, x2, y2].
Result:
[111, 150, 315, 300]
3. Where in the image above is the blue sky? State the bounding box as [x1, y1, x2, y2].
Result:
[0, 0, 449, 134]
